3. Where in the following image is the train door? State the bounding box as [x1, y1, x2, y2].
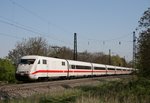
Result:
[105, 65, 108, 75]
[42, 59, 48, 77]
[66, 60, 70, 78]
[91, 63, 94, 77]
[36, 59, 48, 78]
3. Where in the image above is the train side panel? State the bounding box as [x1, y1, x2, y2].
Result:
[92, 63, 107, 76]
[123, 67, 132, 74]
[68, 60, 92, 77]
[47, 58, 68, 77]
[32, 57, 49, 79]
[106, 65, 116, 75]
[122, 67, 128, 74]
[115, 66, 123, 75]
[31, 57, 68, 79]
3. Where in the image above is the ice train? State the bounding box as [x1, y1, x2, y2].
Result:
[15, 55, 133, 81]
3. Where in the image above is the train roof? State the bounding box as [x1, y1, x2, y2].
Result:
[21, 55, 40, 59]
[67, 60, 92, 66]
[21, 55, 63, 60]
[21, 55, 133, 70]
[92, 63, 106, 67]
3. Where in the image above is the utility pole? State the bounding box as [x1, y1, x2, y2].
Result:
[109, 49, 111, 65]
[133, 31, 136, 68]
[124, 56, 126, 67]
[74, 33, 77, 60]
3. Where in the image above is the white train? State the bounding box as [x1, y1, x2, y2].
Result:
[15, 55, 133, 81]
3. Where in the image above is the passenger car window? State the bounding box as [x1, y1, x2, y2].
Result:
[108, 68, 115, 70]
[71, 65, 76, 69]
[38, 60, 40, 64]
[62, 62, 65, 66]
[94, 67, 105, 70]
[43, 60, 47, 64]
[76, 65, 91, 69]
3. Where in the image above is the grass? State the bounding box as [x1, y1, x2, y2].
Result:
[2, 89, 82, 103]
[1, 76, 150, 103]
[76, 77, 150, 103]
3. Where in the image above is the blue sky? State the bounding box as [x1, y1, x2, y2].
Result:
[0, 0, 149, 61]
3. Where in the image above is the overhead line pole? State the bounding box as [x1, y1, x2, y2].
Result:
[109, 49, 111, 65]
[74, 33, 77, 61]
[133, 31, 136, 68]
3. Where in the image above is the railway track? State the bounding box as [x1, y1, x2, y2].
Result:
[0, 75, 131, 100]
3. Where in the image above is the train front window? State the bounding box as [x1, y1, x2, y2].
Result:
[20, 59, 35, 65]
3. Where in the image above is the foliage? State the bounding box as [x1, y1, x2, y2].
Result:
[78, 51, 127, 66]
[137, 8, 150, 78]
[111, 55, 126, 66]
[76, 78, 150, 103]
[2, 77, 150, 103]
[138, 29, 150, 78]
[7, 37, 74, 65]
[139, 8, 150, 29]
[7, 37, 128, 67]
[2, 89, 82, 103]
[8, 37, 50, 65]
[50, 46, 73, 60]
[0, 58, 16, 83]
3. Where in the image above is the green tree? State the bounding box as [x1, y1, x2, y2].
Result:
[137, 8, 150, 78]
[0, 58, 16, 82]
[7, 36, 131, 68]
[111, 55, 125, 66]
[139, 8, 150, 29]
[8, 37, 50, 65]
[57, 46, 73, 59]
[78, 51, 93, 62]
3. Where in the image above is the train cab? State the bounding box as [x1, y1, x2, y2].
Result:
[15, 56, 39, 81]
[16, 55, 68, 81]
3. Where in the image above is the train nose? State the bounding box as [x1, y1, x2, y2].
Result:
[16, 71, 29, 75]
[15, 71, 30, 81]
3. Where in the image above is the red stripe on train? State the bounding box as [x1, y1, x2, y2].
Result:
[31, 69, 122, 74]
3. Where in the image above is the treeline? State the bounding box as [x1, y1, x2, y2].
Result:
[0, 37, 131, 83]
[7, 37, 130, 67]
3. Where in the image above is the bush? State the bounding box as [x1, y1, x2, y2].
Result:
[76, 78, 150, 103]
[0, 58, 16, 83]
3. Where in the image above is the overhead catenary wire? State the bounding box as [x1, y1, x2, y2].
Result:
[0, 32, 22, 39]
[81, 33, 132, 42]
[78, 33, 133, 49]
[0, 15, 46, 34]
[8, 0, 133, 46]
[8, 0, 73, 35]
[7, 0, 75, 47]
[0, 19, 73, 47]
[0, 0, 134, 60]
[0, 15, 133, 57]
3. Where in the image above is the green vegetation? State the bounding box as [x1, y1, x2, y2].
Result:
[2, 77, 150, 103]
[76, 78, 150, 103]
[0, 58, 16, 83]
[2, 89, 82, 103]
[7, 37, 129, 67]
[137, 8, 150, 79]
